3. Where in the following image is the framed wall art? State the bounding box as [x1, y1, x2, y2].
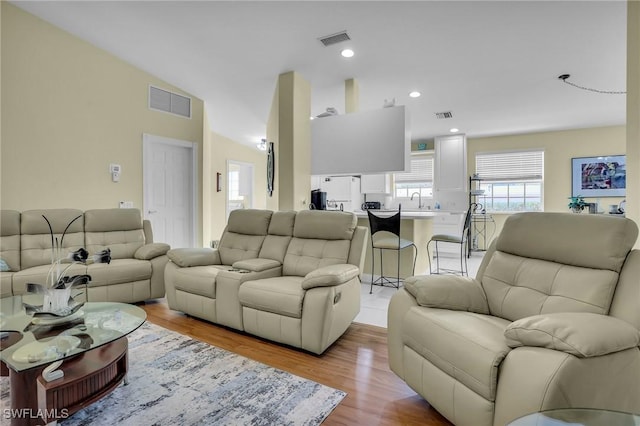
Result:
[571, 155, 626, 197]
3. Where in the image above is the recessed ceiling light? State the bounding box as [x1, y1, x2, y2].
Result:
[450, 128, 459, 133]
[310, 116, 315, 120]
[341, 49, 354, 58]
[409, 91, 421, 98]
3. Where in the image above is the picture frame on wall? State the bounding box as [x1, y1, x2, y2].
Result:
[571, 155, 626, 197]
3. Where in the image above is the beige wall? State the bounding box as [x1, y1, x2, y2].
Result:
[207, 131, 267, 243]
[627, 0, 640, 241]
[467, 125, 627, 239]
[1, 3, 204, 237]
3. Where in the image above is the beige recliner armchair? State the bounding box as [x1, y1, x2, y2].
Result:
[388, 212, 640, 426]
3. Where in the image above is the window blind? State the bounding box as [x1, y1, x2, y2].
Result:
[476, 150, 544, 180]
[395, 155, 434, 183]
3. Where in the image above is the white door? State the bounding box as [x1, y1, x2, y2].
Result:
[143, 134, 197, 248]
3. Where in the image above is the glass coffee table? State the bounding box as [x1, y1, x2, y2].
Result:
[508, 408, 640, 425]
[0, 295, 146, 425]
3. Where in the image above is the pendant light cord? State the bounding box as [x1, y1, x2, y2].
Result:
[558, 74, 626, 94]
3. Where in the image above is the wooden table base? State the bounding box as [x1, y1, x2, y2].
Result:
[7, 338, 128, 426]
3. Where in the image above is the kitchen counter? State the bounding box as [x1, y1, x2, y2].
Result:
[354, 209, 465, 219]
[356, 210, 466, 282]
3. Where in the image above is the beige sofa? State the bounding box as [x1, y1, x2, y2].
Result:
[0, 208, 169, 303]
[388, 212, 640, 425]
[165, 209, 368, 354]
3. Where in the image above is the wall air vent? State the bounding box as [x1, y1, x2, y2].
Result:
[149, 85, 191, 118]
[319, 31, 351, 47]
[435, 111, 453, 119]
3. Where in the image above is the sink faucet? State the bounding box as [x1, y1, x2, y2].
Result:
[410, 192, 424, 209]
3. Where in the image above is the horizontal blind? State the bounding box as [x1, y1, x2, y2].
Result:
[476, 150, 543, 180]
[395, 155, 434, 183]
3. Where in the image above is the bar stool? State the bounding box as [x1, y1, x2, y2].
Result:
[427, 206, 474, 276]
[367, 205, 417, 294]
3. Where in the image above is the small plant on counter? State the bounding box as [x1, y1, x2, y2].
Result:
[568, 195, 588, 213]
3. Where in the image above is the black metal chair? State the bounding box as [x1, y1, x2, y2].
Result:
[367, 205, 417, 294]
[427, 205, 475, 276]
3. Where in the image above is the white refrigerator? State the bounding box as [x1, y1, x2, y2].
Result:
[319, 176, 361, 212]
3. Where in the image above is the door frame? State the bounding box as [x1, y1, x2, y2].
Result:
[142, 133, 198, 247]
[226, 159, 255, 220]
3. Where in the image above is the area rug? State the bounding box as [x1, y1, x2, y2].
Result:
[0, 322, 346, 425]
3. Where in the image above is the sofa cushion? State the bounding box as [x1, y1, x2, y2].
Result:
[402, 307, 511, 401]
[87, 259, 151, 287]
[12, 263, 87, 294]
[505, 312, 640, 358]
[404, 275, 490, 313]
[482, 251, 618, 321]
[239, 276, 305, 318]
[84, 209, 145, 260]
[218, 232, 266, 266]
[283, 239, 351, 277]
[496, 212, 638, 273]
[167, 265, 229, 298]
[226, 209, 272, 235]
[293, 210, 356, 240]
[20, 209, 85, 269]
[1, 210, 21, 272]
[168, 248, 221, 267]
[1, 272, 14, 298]
[258, 211, 296, 263]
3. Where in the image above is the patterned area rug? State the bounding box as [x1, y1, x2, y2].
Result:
[1, 322, 346, 425]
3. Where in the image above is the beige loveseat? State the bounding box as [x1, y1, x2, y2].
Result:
[388, 212, 640, 425]
[165, 209, 368, 354]
[0, 208, 169, 303]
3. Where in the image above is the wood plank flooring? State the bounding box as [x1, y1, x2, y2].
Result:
[140, 299, 452, 426]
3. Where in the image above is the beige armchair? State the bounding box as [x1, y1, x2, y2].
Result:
[388, 212, 640, 426]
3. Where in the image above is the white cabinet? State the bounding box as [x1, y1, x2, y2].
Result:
[434, 135, 467, 192]
[360, 174, 391, 194]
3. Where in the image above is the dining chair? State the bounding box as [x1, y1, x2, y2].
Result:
[367, 205, 417, 294]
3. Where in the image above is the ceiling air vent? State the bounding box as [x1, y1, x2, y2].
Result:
[435, 111, 453, 119]
[149, 85, 191, 118]
[319, 31, 350, 47]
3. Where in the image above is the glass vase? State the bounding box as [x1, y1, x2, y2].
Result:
[43, 287, 71, 314]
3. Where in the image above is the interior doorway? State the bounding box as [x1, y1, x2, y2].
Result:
[143, 134, 197, 248]
[227, 160, 254, 219]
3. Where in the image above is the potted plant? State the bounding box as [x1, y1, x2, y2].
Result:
[568, 195, 588, 213]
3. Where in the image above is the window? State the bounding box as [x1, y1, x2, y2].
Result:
[475, 150, 544, 212]
[394, 154, 434, 198]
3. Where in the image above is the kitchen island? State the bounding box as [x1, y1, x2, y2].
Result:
[355, 210, 465, 282]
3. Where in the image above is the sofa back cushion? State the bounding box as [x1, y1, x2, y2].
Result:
[219, 209, 272, 265]
[259, 211, 296, 263]
[1, 210, 21, 271]
[84, 209, 145, 259]
[21, 209, 85, 269]
[482, 212, 638, 321]
[283, 211, 356, 277]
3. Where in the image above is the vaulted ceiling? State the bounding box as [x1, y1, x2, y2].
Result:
[13, 1, 628, 146]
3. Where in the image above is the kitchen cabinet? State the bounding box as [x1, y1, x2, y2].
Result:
[360, 174, 391, 194]
[434, 135, 467, 192]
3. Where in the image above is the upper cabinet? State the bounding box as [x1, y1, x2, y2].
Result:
[360, 174, 391, 194]
[434, 134, 467, 192]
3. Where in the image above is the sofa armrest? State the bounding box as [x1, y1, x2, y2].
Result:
[167, 248, 221, 267]
[301, 264, 360, 290]
[403, 275, 490, 314]
[505, 312, 640, 358]
[232, 258, 281, 272]
[134, 243, 170, 260]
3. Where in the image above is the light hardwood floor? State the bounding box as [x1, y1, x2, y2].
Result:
[140, 299, 452, 426]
